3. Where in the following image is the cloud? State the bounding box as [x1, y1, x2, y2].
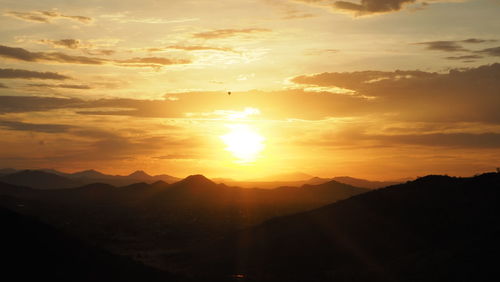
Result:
[304, 130, 500, 149]
[38, 39, 81, 49]
[1, 63, 499, 124]
[0, 83, 7, 88]
[478, 46, 500, 57]
[4, 10, 92, 24]
[0, 68, 70, 80]
[117, 57, 191, 66]
[415, 39, 500, 60]
[0, 120, 74, 133]
[375, 132, 500, 148]
[333, 0, 416, 15]
[0, 96, 83, 114]
[193, 28, 271, 39]
[415, 40, 468, 52]
[462, 38, 497, 44]
[154, 154, 198, 160]
[36, 39, 116, 56]
[264, 0, 317, 19]
[0, 45, 105, 64]
[445, 55, 483, 60]
[293, 0, 426, 16]
[163, 45, 236, 53]
[27, 83, 91, 89]
[291, 63, 500, 123]
[0, 45, 191, 68]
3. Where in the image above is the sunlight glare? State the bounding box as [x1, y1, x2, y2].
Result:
[220, 124, 265, 163]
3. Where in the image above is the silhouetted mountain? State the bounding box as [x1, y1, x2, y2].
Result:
[0, 168, 18, 176]
[195, 173, 500, 282]
[332, 176, 403, 189]
[0, 170, 82, 189]
[176, 174, 217, 187]
[71, 169, 108, 179]
[0, 168, 181, 189]
[0, 207, 185, 282]
[128, 170, 152, 179]
[0, 174, 368, 274]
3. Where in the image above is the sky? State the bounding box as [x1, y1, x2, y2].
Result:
[0, 0, 499, 180]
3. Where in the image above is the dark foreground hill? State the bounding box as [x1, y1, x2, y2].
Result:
[0, 207, 184, 282]
[191, 173, 500, 282]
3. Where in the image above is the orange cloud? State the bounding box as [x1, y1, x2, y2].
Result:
[5, 10, 92, 24]
[193, 28, 271, 39]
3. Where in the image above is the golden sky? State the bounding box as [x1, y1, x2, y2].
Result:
[1, 0, 499, 180]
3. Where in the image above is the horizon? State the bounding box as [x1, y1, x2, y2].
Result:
[1, 1, 500, 180]
[2, 166, 497, 182]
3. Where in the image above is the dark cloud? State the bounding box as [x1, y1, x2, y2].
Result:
[333, 0, 416, 15]
[5, 10, 92, 24]
[478, 46, 500, 57]
[376, 132, 500, 148]
[39, 39, 81, 49]
[462, 38, 497, 44]
[294, 0, 418, 15]
[0, 120, 74, 133]
[27, 83, 91, 89]
[415, 39, 500, 59]
[84, 49, 116, 56]
[306, 131, 500, 149]
[0, 45, 105, 64]
[193, 28, 271, 39]
[0, 96, 82, 114]
[291, 63, 500, 123]
[0, 83, 7, 88]
[415, 41, 468, 52]
[0, 68, 70, 80]
[0, 45, 190, 68]
[445, 55, 483, 61]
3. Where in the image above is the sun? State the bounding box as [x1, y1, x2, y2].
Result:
[220, 124, 265, 163]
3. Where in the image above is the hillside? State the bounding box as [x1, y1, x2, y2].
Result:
[192, 173, 500, 281]
[0, 207, 184, 282]
[0, 174, 368, 273]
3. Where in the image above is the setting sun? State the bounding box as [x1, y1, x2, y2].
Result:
[220, 124, 265, 163]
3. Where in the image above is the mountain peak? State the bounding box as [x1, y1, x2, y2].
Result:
[128, 170, 151, 178]
[180, 174, 215, 186]
[72, 169, 105, 178]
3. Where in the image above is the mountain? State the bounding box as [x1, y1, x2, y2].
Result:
[0, 207, 185, 282]
[0, 174, 368, 273]
[128, 170, 152, 180]
[332, 176, 403, 189]
[0, 168, 181, 189]
[0, 168, 18, 176]
[195, 173, 500, 281]
[71, 169, 108, 179]
[0, 170, 82, 189]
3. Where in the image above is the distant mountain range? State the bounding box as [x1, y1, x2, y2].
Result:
[0, 173, 369, 273]
[214, 176, 404, 189]
[0, 168, 405, 190]
[0, 168, 180, 189]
